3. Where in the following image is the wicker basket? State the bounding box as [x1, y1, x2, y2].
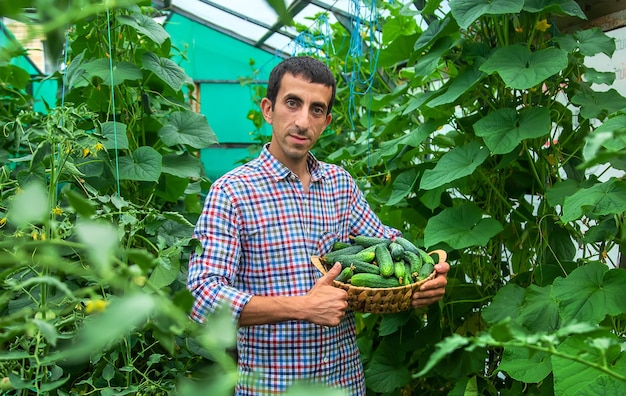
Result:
[310, 249, 446, 314]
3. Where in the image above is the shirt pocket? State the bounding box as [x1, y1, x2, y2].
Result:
[314, 231, 339, 257]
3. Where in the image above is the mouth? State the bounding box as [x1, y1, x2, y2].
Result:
[289, 134, 309, 144]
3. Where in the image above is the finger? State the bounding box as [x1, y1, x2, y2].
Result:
[318, 262, 342, 284]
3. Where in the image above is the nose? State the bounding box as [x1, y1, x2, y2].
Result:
[294, 108, 310, 131]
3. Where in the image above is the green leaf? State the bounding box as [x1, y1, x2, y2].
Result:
[546, 179, 579, 207]
[482, 283, 525, 324]
[141, 52, 187, 91]
[63, 189, 95, 218]
[449, 0, 524, 29]
[264, 0, 291, 25]
[427, 63, 486, 107]
[583, 68, 615, 85]
[552, 333, 626, 395]
[414, 16, 455, 52]
[378, 311, 412, 336]
[58, 294, 157, 363]
[158, 111, 218, 149]
[117, 13, 170, 45]
[365, 347, 412, 393]
[554, 28, 615, 57]
[581, 115, 626, 169]
[99, 122, 129, 150]
[162, 152, 203, 179]
[523, 0, 586, 18]
[386, 169, 418, 206]
[382, 13, 418, 42]
[414, 333, 470, 377]
[519, 285, 560, 332]
[148, 256, 181, 289]
[118, 146, 162, 182]
[497, 346, 552, 383]
[414, 36, 454, 77]
[552, 262, 626, 323]
[561, 179, 626, 222]
[479, 45, 568, 90]
[8, 181, 48, 227]
[571, 89, 626, 120]
[82, 59, 142, 86]
[32, 319, 59, 347]
[474, 107, 551, 154]
[424, 203, 503, 249]
[0, 64, 30, 89]
[420, 141, 489, 190]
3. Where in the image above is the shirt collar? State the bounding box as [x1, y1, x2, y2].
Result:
[259, 143, 325, 182]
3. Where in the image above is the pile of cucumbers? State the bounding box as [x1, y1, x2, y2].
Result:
[322, 235, 436, 288]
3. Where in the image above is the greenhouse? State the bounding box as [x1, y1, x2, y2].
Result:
[1, 0, 626, 395]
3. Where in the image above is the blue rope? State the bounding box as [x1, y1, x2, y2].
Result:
[106, 6, 122, 196]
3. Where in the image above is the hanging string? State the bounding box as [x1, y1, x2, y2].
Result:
[344, 0, 380, 174]
[105, 4, 122, 196]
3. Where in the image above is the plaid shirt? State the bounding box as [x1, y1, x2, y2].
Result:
[188, 145, 400, 395]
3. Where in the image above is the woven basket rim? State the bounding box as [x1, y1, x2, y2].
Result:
[311, 248, 445, 294]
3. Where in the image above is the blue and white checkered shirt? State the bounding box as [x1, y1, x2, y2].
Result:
[187, 144, 400, 395]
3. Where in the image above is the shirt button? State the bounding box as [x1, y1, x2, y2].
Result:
[323, 357, 329, 363]
[289, 173, 296, 180]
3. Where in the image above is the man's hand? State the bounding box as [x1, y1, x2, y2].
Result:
[412, 262, 450, 308]
[305, 262, 348, 326]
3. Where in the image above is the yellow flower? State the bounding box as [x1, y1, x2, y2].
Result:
[0, 217, 6, 227]
[515, 26, 523, 33]
[84, 299, 109, 314]
[94, 142, 105, 151]
[52, 207, 63, 216]
[82, 148, 91, 158]
[535, 19, 551, 32]
[32, 231, 39, 240]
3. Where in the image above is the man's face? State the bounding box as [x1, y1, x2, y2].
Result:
[261, 73, 332, 169]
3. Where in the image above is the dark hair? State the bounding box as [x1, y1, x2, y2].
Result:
[266, 57, 336, 115]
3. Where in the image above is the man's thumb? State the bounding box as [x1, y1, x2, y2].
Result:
[320, 262, 342, 284]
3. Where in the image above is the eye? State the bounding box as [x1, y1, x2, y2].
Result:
[286, 99, 297, 108]
[312, 107, 325, 116]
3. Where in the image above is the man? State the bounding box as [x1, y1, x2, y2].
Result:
[187, 56, 449, 395]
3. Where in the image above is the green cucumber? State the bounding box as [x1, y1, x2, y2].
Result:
[323, 245, 363, 263]
[332, 241, 352, 250]
[376, 244, 394, 277]
[394, 260, 406, 284]
[352, 235, 392, 247]
[418, 262, 435, 280]
[416, 247, 435, 265]
[394, 236, 420, 254]
[337, 257, 379, 274]
[350, 273, 402, 288]
[403, 263, 413, 285]
[334, 250, 376, 264]
[336, 266, 354, 283]
[402, 251, 422, 281]
[388, 242, 405, 260]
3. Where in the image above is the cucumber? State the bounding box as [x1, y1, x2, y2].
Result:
[350, 273, 402, 288]
[323, 245, 364, 263]
[416, 247, 435, 265]
[352, 235, 392, 247]
[352, 261, 381, 275]
[332, 241, 352, 250]
[334, 250, 376, 264]
[375, 244, 395, 277]
[336, 266, 354, 283]
[388, 242, 405, 260]
[402, 263, 413, 285]
[394, 236, 420, 254]
[418, 262, 435, 280]
[402, 251, 422, 281]
[394, 260, 406, 284]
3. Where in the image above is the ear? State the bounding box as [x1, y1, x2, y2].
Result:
[324, 113, 332, 128]
[261, 97, 273, 124]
